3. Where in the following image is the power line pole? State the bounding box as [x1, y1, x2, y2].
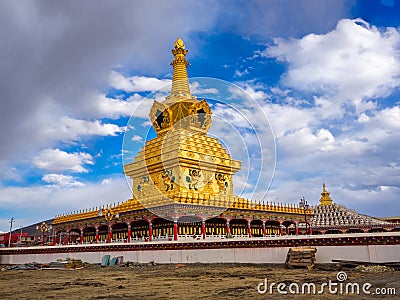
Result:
[8, 217, 15, 247]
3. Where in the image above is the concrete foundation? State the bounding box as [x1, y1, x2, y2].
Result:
[1, 244, 400, 265]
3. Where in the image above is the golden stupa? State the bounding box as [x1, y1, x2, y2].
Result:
[123, 37, 241, 213]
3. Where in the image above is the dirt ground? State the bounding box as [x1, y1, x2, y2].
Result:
[1, 263, 399, 299]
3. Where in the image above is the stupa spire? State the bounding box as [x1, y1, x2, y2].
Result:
[319, 182, 333, 206]
[170, 37, 191, 97]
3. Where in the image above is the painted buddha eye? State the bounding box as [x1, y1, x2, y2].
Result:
[174, 92, 179, 97]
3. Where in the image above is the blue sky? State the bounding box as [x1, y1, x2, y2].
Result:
[0, 0, 400, 231]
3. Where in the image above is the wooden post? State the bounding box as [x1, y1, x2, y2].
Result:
[262, 220, 266, 237]
[65, 231, 70, 244]
[173, 219, 178, 241]
[108, 224, 112, 243]
[127, 224, 131, 242]
[149, 222, 153, 241]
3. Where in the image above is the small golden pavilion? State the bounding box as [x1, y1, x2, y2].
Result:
[52, 38, 312, 244]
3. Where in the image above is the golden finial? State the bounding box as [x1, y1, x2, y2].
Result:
[174, 36, 185, 49]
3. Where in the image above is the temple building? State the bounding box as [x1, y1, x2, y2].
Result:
[51, 38, 312, 244]
[310, 183, 395, 234]
[51, 38, 397, 245]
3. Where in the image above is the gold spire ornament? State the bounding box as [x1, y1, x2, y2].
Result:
[171, 37, 190, 96]
[319, 183, 333, 206]
[149, 37, 212, 136]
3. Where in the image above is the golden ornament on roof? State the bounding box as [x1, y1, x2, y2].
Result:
[174, 37, 185, 49]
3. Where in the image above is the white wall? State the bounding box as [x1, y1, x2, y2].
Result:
[1, 244, 399, 265]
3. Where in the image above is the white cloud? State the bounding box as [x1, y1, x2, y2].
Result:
[266, 18, 400, 111]
[189, 81, 219, 94]
[0, 176, 131, 231]
[131, 134, 143, 142]
[210, 77, 400, 216]
[228, 83, 270, 103]
[60, 116, 125, 139]
[233, 174, 255, 192]
[141, 120, 152, 127]
[91, 92, 158, 120]
[101, 178, 112, 185]
[0, 1, 223, 164]
[245, 78, 400, 215]
[212, 103, 253, 130]
[94, 93, 146, 119]
[33, 148, 94, 173]
[41, 116, 125, 143]
[280, 127, 335, 155]
[262, 103, 317, 138]
[0, 167, 22, 182]
[372, 106, 400, 132]
[108, 71, 171, 92]
[234, 69, 249, 77]
[42, 174, 84, 187]
[270, 87, 290, 97]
